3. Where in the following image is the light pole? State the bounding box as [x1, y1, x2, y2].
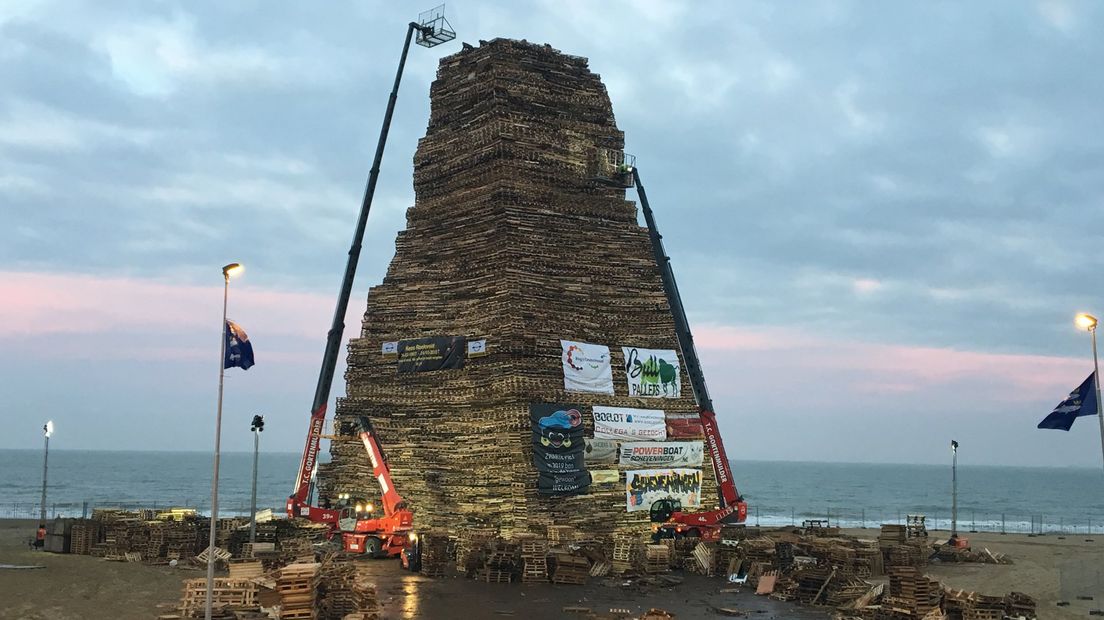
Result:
[1075, 313, 1104, 474]
[206, 262, 243, 620]
[39, 420, 53, 525]
[950, 440, 959, 541]
[249, 414, 264, 543]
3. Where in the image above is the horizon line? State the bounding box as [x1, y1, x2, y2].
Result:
[0, 447, 1096, 470]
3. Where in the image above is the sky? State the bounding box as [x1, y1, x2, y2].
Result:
[2, 0, 1102, 467]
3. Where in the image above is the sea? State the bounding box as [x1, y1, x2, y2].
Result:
[2, 450, 1101, 534]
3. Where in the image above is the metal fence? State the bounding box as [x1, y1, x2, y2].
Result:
[0, 501, 285, 521]
[4, 501, 1098, 536]
[742, 505, 1100, 535]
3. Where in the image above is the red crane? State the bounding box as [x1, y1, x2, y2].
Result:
[630, 166, 749, 540]
[339, 417, 414, 557]
[285, 12, 453, 528]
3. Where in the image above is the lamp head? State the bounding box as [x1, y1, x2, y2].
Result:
[365, 503, 374, 513]
[1076, 313, 1098, 331]
[222, 263, 244, 279]
[43, 420, 54, 438]
[251, 414, 265, 432]
[951, 439, 958, 453]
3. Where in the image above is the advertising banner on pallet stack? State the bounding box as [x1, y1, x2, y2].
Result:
[530, 403, 590, 495]
[560, 340, 614, 394]
[625, 468, 702, 512]
[584, 438, 619, 464]
[618, 441, 704, 468]
[396, 336, 467, 372]
[664, 411, 704, 439]
[593, 406, 666, 441]
[622, 347, 682, 398]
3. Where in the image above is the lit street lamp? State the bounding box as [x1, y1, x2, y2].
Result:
[1075, 313, 1104, 474]
[39, 420, 54, 525]
[206, 262, 243, 620]
[249, 414, 265, 543]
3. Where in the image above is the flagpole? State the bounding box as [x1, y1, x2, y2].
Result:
[206, 262, 241, 620]
[1091, 324, 1104, 475]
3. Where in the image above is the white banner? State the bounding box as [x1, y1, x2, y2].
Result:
[561, 340, 614, 394]
[467, 339, 488, 357]
[584, 438, 619, 464]
[593, 406, 666, 441]
[625, 468, 702, 512]
[618, 441, 704, 467]
[622, 347, 681, 398]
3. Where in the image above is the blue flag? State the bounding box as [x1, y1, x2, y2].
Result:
[224, 320, 255, 370]
[1037, 372, 1097, 431]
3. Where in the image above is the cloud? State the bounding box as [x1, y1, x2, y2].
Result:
[0, 99, 160, 151]
[0, 270, 353, 343]
[3, 1, 1104, 462]
[696, 323, 1083, 399]
[96, 13, 283, 97]
[1037, 0, 1077, 33]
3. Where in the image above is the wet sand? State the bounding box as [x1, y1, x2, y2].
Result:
[4, 519, 1099, 619]
[0, 519, 822, 620]
[842, 528, 1103, 620]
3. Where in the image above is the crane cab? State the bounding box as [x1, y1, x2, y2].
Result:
[650, 497, 682, 524]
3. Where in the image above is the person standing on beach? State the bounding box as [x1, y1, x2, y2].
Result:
[34, 524, 46, 550]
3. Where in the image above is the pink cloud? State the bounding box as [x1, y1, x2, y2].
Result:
[2, 271, 1086, 411]
[695, 323, 1085, 404]
[0, 270, 367, 365]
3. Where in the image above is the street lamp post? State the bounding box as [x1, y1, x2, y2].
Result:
[950, 440, 959, 540]
[1076, 313, 1104, 474]
[249, 415, 264, 543]
[39, 421, 53, 524]
[206, 262, 243, 620]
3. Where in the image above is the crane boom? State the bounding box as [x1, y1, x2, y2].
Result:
[354, 416, 405, 517]
[288, 21, 424, 519]
[631, 167, 741, 511]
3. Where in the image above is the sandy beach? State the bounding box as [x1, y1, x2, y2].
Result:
[3, 519, 1101, 619]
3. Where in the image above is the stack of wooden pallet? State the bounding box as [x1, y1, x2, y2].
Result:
[178, 578, 257, 618]
[254, 521, 279, 544]
[239, 541, 276, 559]
[150, 520, 200, 563]
[519, 537, 549, 583]
[643, 544, 669, 574]
[547, 526, 578, 547]
[69, 520, 99, 555]
[316, 556, 380, 620]
[824, 575, 875, 607]
[476, 539, 519, 583]
[878, 524, 907, 549]
[885, 540, 928, 568]
[276, 562, 320, 619]
[322, 37, 717, 539]
[419, 531, 451, 577]
[784, 566, 838, 605]
[690, 541, 716, 576]
[549, 550, 589, 585]
[280, 536, 314, 562]
[610, 532, 638, 574]
[1003, 591, 1036, 619]
[228, 560, 265, 580]
[455, 528, 497, 576]
[886, 567, 941, 616]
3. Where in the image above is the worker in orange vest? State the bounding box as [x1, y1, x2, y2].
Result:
[34, 524, 46, 550]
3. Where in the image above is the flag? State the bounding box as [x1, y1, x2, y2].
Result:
[1037, 372, 1097, 431]
[224, 320, 255, 370]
